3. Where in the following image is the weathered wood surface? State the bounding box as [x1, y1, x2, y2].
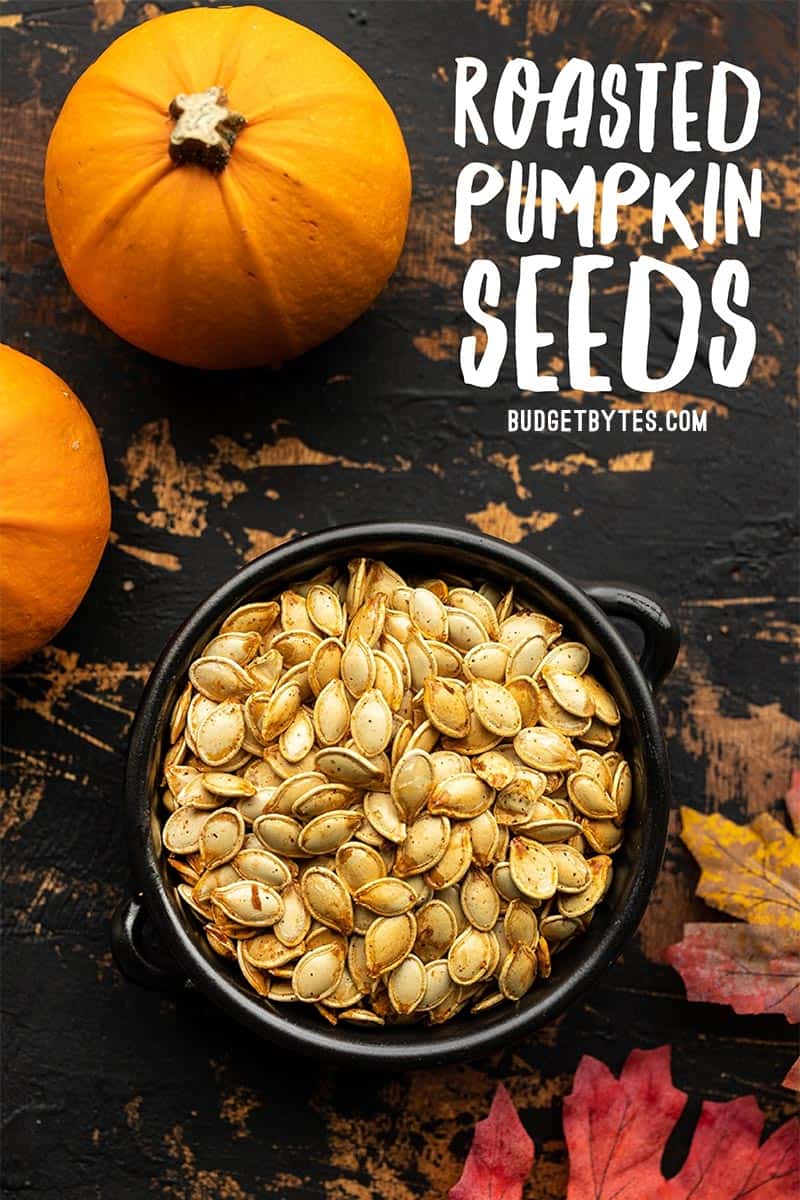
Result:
[1, 1, 798, 1196]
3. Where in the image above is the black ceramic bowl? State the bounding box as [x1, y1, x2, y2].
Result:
[112, 522, 679, 1068]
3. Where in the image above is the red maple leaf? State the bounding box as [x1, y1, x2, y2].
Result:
[450, 1049, 798, 1200]
[664, 923, 800, 1021]
[449, 1083, 534, 1200]
[563, 1046, 800, 1200]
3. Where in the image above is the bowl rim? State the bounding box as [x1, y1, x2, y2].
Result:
[123, 521, 672, 1067]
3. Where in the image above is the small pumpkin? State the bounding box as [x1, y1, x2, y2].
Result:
[0, 345, 110, 668]
[44, 5, 412, 370]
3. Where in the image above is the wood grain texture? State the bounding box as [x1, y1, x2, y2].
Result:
[1, 1, 798, 1196]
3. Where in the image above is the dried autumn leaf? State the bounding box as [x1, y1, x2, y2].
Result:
[667, 801, 800, 1090]
[664, 924, 800, 1021]
[449, 1083, 534, 1200]
[679, 807, 800, 933]
[564, 1045, 800, 1200]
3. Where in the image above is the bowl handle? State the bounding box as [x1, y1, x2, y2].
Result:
[581, 583, 680, 691]
[110, 893, 186, 991]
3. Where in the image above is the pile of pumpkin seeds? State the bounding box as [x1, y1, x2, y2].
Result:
[159, 557, 631, 1027]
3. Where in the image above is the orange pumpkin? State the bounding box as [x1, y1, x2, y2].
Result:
[0, 345, 111, 668]
[44, 5, 412, 370]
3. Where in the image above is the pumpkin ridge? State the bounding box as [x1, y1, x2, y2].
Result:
[216, 172, 300, 360]
[60, 156, 174, 275]
[237, 87, 393, 129]
[232, 141, 406, 263]
[85, 74, 172, 116]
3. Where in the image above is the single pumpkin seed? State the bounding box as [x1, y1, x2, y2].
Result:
[298, 810, 363, 856]
[498, 942, 538, 1000]
[414, 899, 458, 962]
[509, 838, 558, 900]
[423, 677, 470, 738]
[253, 813, 305, 858]
[206, 925, 236, 960]
[446, 608, 488, 652]
[460, 867, 500, 931]
[163, 805, 210, 854]
[347, 936, 373, 994]
[247, 650, 284, 692]
[471, 991, 505, 1014]
[500, 611, 561, 647]
[243, 933, 304, 970]
[363, 791, 407, 844]
[390, 749, 434, 822]
[221, 600, 279, 636]
[388, 954, 426, 1014]
[568, 772, 618, 819]
[292, 942, 346, 1001]
[463, 641, 509, 683]
[395, 814, 453, 881]
[471, 679, 522, 737]
[308, 637, 344, 695]
[335, 841, 385, 895]
[198, 807, 245, 869]
[492, 860, 524, 902]
[506, 635, 548, 679]
[301, 866, 354, 933]
[202, 771, 256, 799]
[195, 701, 246, 766]
[355, 876, 417, 916]
[427, 640, 463, 678]
[306, 583, 345, 637]
[315, 746, 384, 787]
[365, 913, 417, 977]
[425, 823, 473, 889]
[261, 682, 302, 742]
[313, 679, 351, 746]
[212, 880, 283, 926]
[448, 588, 500, 640]
[582, 675, 621, 725]
[580, 817, 624, 854]
[548, 843, 591, 893]
[272, 629, 322, 667]
[405, 633, 438, 693]
[448, 927, 497, 986]
[236, 942, 273, 996]
[350, 688, 393, 757]
[417, 959, 455, 1011]
[612, 760, 633, 821]
[410, 587, 448, 640]
[429, 772, 493, 820]
[558, 855, 613, 918]
[542, 669, 595, 717]
[472, 749, 518, 791]
[514, 727, 580, 772]
[280, 708, 316, 763]
[538, 688, 593, 736]
[467, 810, 501, 867]
[347, 594, 386, 647]
[233, 847, 292, 889]
[189, 656, 253, 702]
[169, 684, 192, 743]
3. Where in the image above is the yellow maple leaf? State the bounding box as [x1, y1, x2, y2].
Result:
[680, 807, 800, 936]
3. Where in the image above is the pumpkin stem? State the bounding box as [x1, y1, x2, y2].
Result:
[169, 86, 245, 173]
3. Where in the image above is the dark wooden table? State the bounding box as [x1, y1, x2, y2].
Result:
[2, 2, 798, 1196]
